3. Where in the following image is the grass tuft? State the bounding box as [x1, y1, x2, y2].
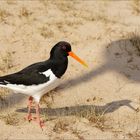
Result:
[75, 106, 110, 131]
[0, 88, 10, 103]
[0, 51, 14, 73]
[55, 1, 75, 12]
[39, 26, 54, 39]
[53, 119, 69, 133]
[19, 7, 32, 18]
[132, 0, 140, 15]
[128, 32, 140, 56]
[0, 9, 11, 23]
[127, 128, 140, 140]
[71, 128, 85, 140]
[0, 113, 20, 126]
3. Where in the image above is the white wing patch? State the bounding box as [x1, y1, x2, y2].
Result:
[40, 69, 55, 77]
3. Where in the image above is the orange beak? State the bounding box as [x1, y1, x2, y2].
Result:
[68, 51, 88, 68]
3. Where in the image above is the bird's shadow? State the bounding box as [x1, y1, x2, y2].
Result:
[16, 99, 136, 117]
[0, 92, 26, 110]
[1, 35, 140, 113]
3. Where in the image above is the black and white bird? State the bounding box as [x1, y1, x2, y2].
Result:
[0, 41, 88, 128]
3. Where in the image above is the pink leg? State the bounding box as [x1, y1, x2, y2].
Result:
[34, 103, 44, 129]
[25, 96, 33, 122]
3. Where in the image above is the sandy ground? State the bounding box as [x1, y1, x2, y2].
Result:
[0, 0, 140, 139]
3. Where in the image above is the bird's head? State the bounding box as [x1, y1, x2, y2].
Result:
[50, 41, 88, 67]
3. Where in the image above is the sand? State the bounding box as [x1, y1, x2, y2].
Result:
[0, 0, 140, 139]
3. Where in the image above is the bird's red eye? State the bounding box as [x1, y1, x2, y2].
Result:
[62, 46, 66, 50]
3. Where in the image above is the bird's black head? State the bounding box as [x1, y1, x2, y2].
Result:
[50, 41, 71, 59]
[50, 41, 88, 68]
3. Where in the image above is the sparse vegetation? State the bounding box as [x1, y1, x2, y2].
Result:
[71, 128, 85, 140]
[0, 88, 10, 104]
[0, 0, 139, 139]
[0, 9, 11, 23]
[127, 129, 140, 140]
[74, 106, 110, 131]
[129, 33, 140, 56]
[53, 119, 69, 133]
[132, 0, 140, 15]
[0, 51, 14, 73]
[0, 113, 20, 126]
[39, 26, 54, 39]
[54, 1, 75, 12]
[19, 7, 32, 18]
[0, 51, 14, 109]
[6, 0, 17, 5]
[41, 90, 56, 107]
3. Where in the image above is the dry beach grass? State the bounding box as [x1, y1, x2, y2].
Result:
[0, 0, 140, 139]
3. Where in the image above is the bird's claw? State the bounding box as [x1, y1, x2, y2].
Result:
[24, 114, 32, 122]
[39, 120, 45, 130]
[32, 117, 45, 129]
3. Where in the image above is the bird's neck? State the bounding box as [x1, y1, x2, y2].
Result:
[50, 57, 68, 78]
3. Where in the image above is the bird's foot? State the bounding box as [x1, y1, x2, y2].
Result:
[24, 114, 32, 122]
[33, 117, 45, 129]
[39, 120, 45, 130]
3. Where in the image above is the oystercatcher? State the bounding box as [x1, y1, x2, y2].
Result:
[0, 41, 88, 128]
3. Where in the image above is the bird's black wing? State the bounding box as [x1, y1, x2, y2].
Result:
[0, 60, 53, 86]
